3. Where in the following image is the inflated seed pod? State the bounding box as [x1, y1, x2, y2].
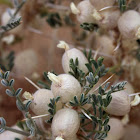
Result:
[0, 125, 26, 140]
[13, 49, 38, 76]
[70, 0, 95, 23]
[118, 10, 140, 40]
[121, 124, 140, 140]
[51, 108, 80, 139]
[95, 35, 115, 56]
[48, 72, 81, 103]
[1, 9, 22, 34]
[30, 89, 62, 118]
[90, 0, 115, 10]
[105, 90, 130, 116]
[105, 118, 124, 140]
[57, 41, 88, 74]
[98, 9, 121, 29]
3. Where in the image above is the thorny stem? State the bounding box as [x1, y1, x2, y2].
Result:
[129, 92, 140, 97]
[80, 109, 92, 121]
[92, 74, 114, 93]
[24, 77, 40, 90]
[22, 114, 49, 121]
[5, 126, 30, 137]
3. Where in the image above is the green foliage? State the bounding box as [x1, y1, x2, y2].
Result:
[68, 49, 126, 139]
[78, 81, 126, 140]
[0, 70, 39, 136]
[80, 23, 99, 32]
[47, 96, 60, 123]
[0, 17, 21, 34]
[85, 57, 109, 91]
[69, 58, 85, 86]
[0, 117, 6, 134]
[46, 12, 62, 27]
[83, 49, 92, 63]
[69, 93, 89, 107]
[118, 0, 126, 12]
[15, 138, 20, 140]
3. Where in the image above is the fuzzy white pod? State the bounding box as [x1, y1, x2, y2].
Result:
[105, 90, 130, 116]
[57, 41, 88, 74]
[98, 9, 121, 29]
[121, 124, 140, 140]
[13, 49, 38, 76]
[71, 0, 95, 23]
[118, 10, 140, 40]
[0, 125, 26, 140]
[30, 89, 62, 118]
[90, 0, 115, 10]
[51, 108, 80, 139]
[48, 72, 81, 103]
[1, 9, 22, 34]
[105, 118, 124, 140]
[95, 35, 115, 56]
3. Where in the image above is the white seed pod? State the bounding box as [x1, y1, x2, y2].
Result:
[98, 9, 121, 29]
[118, 10, 140, 40]
[0, 125, 26, 140]
[1, 9, 22, 34]
[121, 124, 140, 140]
[95, 35, 115, 56]
[90, 0, 115, 10]
[105, 90, 130, 116]
[13, 49, 38, 76]
[57, 41, 88, 74]
[105, 118, 124, 140]
[48, 72, 81, 103]
[51, 108, 80, 139]
[30, 89, 62, 118]
[70, 0, 95, 23]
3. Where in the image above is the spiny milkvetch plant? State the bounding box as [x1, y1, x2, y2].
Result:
[0, 41, 129, 140]
[1, 0, 140, 140]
